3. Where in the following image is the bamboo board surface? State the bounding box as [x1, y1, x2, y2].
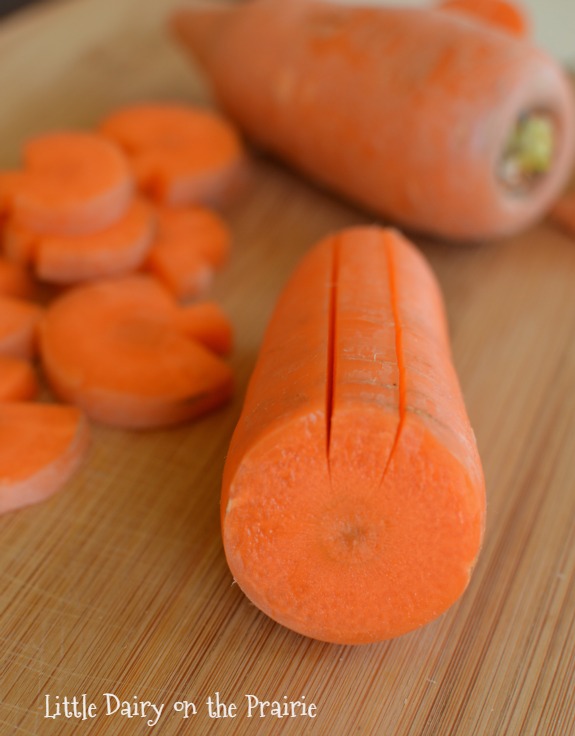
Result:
[1, 1, 574, 734]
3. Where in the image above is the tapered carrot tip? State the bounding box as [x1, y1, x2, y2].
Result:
[0, 403, 89, 515]
[222, 226, 485, 644]
[0, 295, 43, 360]
[0, 357, 38, 401]
[0, 257, 36, 299]
[39, 275, 234, 429]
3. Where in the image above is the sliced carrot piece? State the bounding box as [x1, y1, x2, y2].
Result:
[9, 132, 133, 236]
[0, 357, 38, 401]
[0, 296, 42, 360]
[147, 246, 213, 301]
[100, 104, 246, 207]
[221, 226, 485, 644]
[34, 197, 156, 284]
[1, 216, 37, 265]
[176, 301, 233, 355]
[0, 257, 36, 299]
[0, 403, 89, 515]
[39, 275, 233, 429]
[549, 192, 575, 237]
[156, 206, 231, 268]
[437, 0, 530, 38]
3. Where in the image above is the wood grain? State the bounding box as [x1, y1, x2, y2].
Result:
[1, 0, 574, 733]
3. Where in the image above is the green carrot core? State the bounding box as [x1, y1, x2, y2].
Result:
[500, 112, 555, 192]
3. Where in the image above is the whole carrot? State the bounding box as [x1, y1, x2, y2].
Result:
[221, 226, 485, 644]
[173, 0, 575, 241]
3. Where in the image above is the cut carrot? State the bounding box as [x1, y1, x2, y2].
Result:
[0, 257, 36, 299]
[8, 132, 133, 236]
[0, 403, 89, 515]
[100, 104, 246, 207]
[172, 0, 575, 241]
[437, 0, 530, 39]
[176, 301, 233, 355]
[221, 226, 485, 644]
[34, 197, 156, 284]
[39, 275, 233, 429]
[0, 357, 38, 401]
[146, 206, 231, 300]
[549, 192, 575, 237]
[1, 217, 37, 265]
[0, 296, 42, 360]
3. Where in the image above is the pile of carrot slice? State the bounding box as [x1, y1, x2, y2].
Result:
[0, 103, 244, 514]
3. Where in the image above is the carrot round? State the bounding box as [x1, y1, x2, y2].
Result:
[1, 217, 37, 265]
[39, 275, 233, 429]
[8, 132, 133, 236]
[172, 0, 575, 241]
[0, 403, 89, 515]
[437, 0, 529, 39]
[33, 197, 156, 284]
[0, 257, 36, 299]
[176, 301, 233, 356]
[0, 296, 42, 360]
[0, 357, 38, 401]
[99, 104, 246, 207]
[221, 226, 485, 644]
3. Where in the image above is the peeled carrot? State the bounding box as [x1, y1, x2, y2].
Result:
[221, 226, 485, 644]
[0, 257, 35, 299]
[33, 197, 155, 284]
[39, 275, 233, 429]
[0, 357, 38, 401]
[99, 104, 246, 207]
[146, 205, 231, 300]
[5, 132, 133, 236]
[0, 403, 89, 515]
[173, 0, 575, 241]
[0, 296, 42, 360]
[176, 301, 233, 356]
[438, 0, 530, 38]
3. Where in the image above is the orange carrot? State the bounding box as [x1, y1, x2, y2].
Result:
[99, 104, 246, 207]
[437, 0, 530, 38]
[0, 257, 35, 299]
[1, 217, 36, 265]
[176, 301, 233, 355]
[0, 357, 38, 401]
[172, 0, 575, 241]
[0, 296, 42, 360]
[549, 192, 575, 237]
[33, 197, 156, 284]
[39, 275, 233, 429]
[6, 132, 133, 236]
[221, 226, 485, 644]
[0, 403, 89, 515]
[146, 206, 231, 300]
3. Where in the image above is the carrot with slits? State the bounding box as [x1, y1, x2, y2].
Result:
[39, 275, 233, 429]
[173, 0, 575, 241]
[0, 296, 42, 359]
[0, 403, 89, 515]
[0, 357, 38, 401]
[437, 0, 530, 38]
[100, 104, 246, 208]
[221, 226, 485, 644]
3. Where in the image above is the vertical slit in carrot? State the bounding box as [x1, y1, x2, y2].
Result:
[325, 237, 339, 470]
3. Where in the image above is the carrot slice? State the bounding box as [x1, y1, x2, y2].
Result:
[1, 217, 37, 265]
[146, 206, 231, 300]
[0, 296, 42, 359]
[8, 132, 133, 236]
[0, 257, 36, 299]
[39, 275, 233, 429]
[176, 301, 233, 355]
[100, 104, 246, 207]
[221, 226, 485, 644]
[549, 192, 575, 237]
[0, 403, 89, 515]
[0, 357, 38, 401]
[34, 197, 156, 284]
[437, 0, 530, 38]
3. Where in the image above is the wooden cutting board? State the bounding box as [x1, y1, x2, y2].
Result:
[1, 1, 574, 733]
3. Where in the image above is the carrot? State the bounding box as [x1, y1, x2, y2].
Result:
[176, 301, 233, 356]
[39, 275, 233, 429]
[221, 226, 485, 644]
[146, 205, 231, 300]
[437, 0, 530, 38]
[32, 197, 156, 284]
[99, 104, 246, 207]
[6, 132, 133, 236]
[0, 296, 42, 360]
[0, 357, 38, 401]
[172, 0, 575, 241]
[0, 257, 36, 299]
[549, 192, 575, 237]
[0, 403, 89, 515]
